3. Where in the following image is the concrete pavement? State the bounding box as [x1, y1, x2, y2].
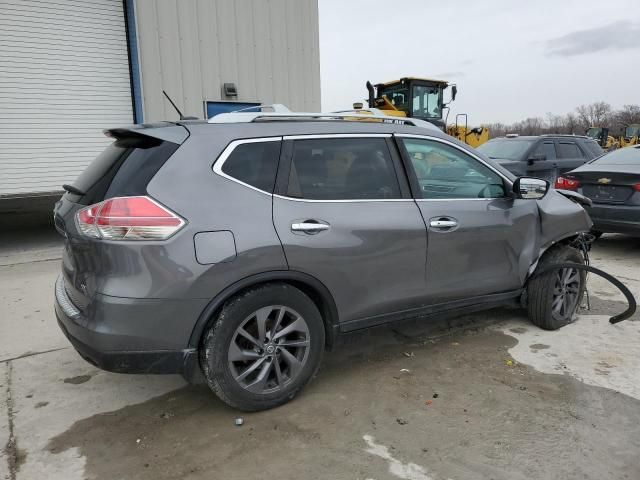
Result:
[1, 230, 639, 480]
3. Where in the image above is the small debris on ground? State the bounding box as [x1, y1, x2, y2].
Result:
[425, 400, 433, 406]
[432, 393, 439, 399]
[400, 368, 410, 373]
[235, 417, 244, 426]
[160, 412, 174, 419]
[136, 438, 141, 444]
[396, 417, 408, 425]
[403, 352, 414, 357]
[505, 359, 514, 367]
[344, 409, 351, 416]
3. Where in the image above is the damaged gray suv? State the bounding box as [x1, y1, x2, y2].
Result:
[54, 111, 592, 411]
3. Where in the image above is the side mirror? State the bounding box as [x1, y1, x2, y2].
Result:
[451, 85, 457, 101]
[513, 177, 549, 200]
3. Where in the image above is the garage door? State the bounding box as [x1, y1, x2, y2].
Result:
[0, 0, 133, 197]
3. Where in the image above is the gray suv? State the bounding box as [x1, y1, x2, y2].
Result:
[477, 134, 603, 182]
[54, 112, 592, 411]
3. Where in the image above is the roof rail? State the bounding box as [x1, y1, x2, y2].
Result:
[540, 133, 589, 139]
[207, 105, 439, 130]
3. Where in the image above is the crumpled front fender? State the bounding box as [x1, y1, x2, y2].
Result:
[536, 189, 593, 250]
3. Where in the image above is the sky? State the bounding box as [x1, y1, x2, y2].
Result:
[318, 0, 640, 124]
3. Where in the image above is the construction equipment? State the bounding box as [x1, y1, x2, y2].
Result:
[364, 77, 489, 147]
[585, 127, 619, 151]
[447, 114, 489, 148]
[619, 124, 640, 148]
[366, 77, 455, 130]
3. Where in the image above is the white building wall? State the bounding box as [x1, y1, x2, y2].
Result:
[134, 0, 321, 122]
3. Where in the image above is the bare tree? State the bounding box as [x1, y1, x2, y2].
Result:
[575, 102, 612, 128]
[614, 104, 640, 127]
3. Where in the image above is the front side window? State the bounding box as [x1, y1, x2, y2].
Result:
[401, 138, 506, 199]
[286, 138, 401, 200]
[411, 85, 442, 119]
[532, 142, 556, 160]
[557, 142, 583, 159]
[220, 141, 281, 192]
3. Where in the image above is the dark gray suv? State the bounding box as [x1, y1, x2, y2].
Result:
[477, 134, 603, 182]
[54, 112, 592, 411]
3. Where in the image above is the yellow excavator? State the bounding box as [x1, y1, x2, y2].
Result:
[619, 124, 640, 148]
[363, 77, 489, 147]
[586, 127, 619, 151]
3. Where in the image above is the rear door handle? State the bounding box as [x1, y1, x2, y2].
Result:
[291, 220, 330, 234]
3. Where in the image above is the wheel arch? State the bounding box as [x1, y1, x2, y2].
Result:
[187, 270, 340, 351]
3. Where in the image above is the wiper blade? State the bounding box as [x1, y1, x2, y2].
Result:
[62, 184, 85, 195]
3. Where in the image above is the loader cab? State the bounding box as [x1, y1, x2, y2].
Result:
[623, 124, 640, 141]
[586, 127, 608, 147]
[367, 77, 455, 130]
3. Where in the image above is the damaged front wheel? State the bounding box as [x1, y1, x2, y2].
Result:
[527, 245, 586, 330]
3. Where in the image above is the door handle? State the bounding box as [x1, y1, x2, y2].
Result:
[430, 219, 457, 228]
[291, 221, 330, 234]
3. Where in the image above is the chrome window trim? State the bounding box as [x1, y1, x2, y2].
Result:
[283, 133, 392, 140]
[394, 133, 514, 188]
[274, 194, 414, 204]
[212, 136, 282, 196]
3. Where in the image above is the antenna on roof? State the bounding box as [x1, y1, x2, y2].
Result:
[162, 90, 198, 120]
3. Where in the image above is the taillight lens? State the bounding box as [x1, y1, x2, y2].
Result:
[75, 196, 185, 241]
[634, 183, 640, 192]
[554, 176, 580, 191]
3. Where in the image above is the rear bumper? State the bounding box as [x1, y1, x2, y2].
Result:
[54, 276, 204, 377]
[586, 204, 640, 234]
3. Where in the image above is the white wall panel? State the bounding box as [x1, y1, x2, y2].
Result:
[135, 0, 320, 121]
[0, 0, 133, 196]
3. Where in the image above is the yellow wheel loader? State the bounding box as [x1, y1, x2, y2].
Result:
[619, 124, 640, 148]
[586, 127, 620, 151]
[363, 77, 488, 147]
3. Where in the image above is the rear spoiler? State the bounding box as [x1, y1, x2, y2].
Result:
[104, 123, 189, 145]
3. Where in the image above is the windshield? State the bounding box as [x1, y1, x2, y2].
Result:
[476, 139, 535, 161]
[411, 85, 442, 119]
[586, 127, 601, 139]
[379, 84, 409, 111]
[625, 126, 640, 138]
[593, 146, 640, 165]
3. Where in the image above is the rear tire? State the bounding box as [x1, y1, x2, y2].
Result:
[527, 245, 586, 330]
[200, 283, 325, 411]
[591, 230, 604, 240]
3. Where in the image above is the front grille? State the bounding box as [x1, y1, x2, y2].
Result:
[582, 184, 633, 204]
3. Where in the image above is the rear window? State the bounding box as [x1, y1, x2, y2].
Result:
[220, 141, 282, 192]
[557, 142, 584, 159]
[476, 139, 534, 161]
[72, 135, 179, 205]
[592, 146, 640, 165]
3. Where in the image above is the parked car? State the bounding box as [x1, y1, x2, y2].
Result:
[54, 112, 592, 411]
[555, 145, 640, 236]
[477, 134, 603, 182]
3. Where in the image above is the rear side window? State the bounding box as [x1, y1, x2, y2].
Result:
[72, 136, 179, 205]
[582, 140, 604, 157]
[557, 142, 584, 159]
[286, 138, 401, 200]
[220, 141, 281, 192]
[531, 141, 556, 159]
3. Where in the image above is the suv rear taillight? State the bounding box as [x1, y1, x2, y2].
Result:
[554, 176, 580, 191]
[75, 196, 185, 240]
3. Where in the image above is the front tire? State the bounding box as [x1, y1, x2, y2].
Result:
[200, 283, 325, 411]
[527, 245, 586, 330]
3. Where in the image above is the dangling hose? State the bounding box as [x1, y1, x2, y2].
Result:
[531, 263, 636, 324]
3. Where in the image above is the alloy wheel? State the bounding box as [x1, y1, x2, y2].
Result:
[227, 306, 311, 394]
[551, 267, 581, 321]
